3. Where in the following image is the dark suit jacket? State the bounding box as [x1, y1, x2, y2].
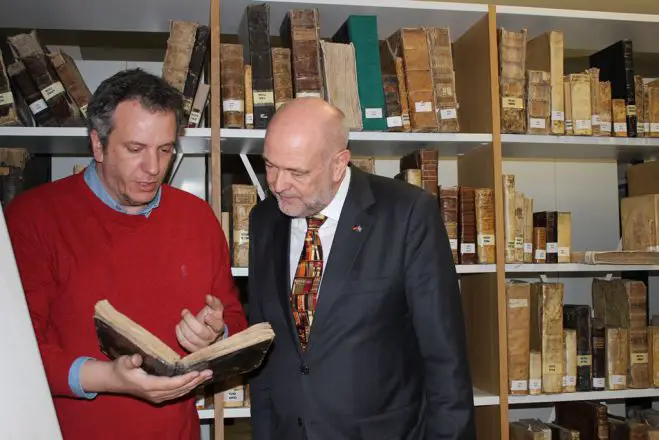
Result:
[247, 165, 476, 440]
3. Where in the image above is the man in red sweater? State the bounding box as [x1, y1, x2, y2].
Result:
[4, 69, 247, 439]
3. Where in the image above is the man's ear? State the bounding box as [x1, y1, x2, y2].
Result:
[90, 130, 105, 163]
[333, 149, 351, 181]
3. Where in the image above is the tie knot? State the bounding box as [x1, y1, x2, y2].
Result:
[306, 214, 327, 230]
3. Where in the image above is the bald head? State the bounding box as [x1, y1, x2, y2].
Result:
[262, 97, 352, 218]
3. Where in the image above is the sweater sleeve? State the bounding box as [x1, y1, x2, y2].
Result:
[5, 198, 83, 398]
[209, 210, 247, 337]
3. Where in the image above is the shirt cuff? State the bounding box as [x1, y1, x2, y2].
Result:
[69, 357, 98, 399]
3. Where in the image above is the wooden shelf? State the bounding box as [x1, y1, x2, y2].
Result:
[505, 263, 659, 273]
[508, 388, 659, 405]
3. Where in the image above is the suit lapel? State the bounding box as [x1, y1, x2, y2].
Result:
[308, 167, 375, 349]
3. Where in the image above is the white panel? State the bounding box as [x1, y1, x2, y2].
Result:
[170, 156, 207, 200]
[52, 157, 91, 181]
[75, 60, 128, 93]
[127, 61, 164, 76]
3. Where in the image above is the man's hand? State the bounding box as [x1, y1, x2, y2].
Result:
[175, 294, 225, 353]
[80, 355, 211, 404]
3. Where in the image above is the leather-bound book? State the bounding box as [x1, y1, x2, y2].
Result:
[379, 40, 403, 131]
[498, 28, 527, 133]
[385, 28, 437, 132]
[281, 9, 323, 100]
[459, 186, 477, 264]
[620, 194, 659, 251]
[403, 169, 422, 187]
[395, 57, 411, 131]
[517, 420, 552, 439]
[606, 327, 628, 390]
[591, 318, 606, 390]
[557, 212, 571, 263]
[526, 30, 565, 134]
[534, 211, 558, 263]
[555, 401, 608, 440]
[586, 68, 602, 136]
[648, 326, 659, 387]
[532, 226, 547, 263]
[319, 41, 362, 131]
[635, 75, 646, 136]
[503, 174, 517, 263]
[220, 44, 245, 129]
[546, 423, 579, 440]
[48, 49, 91, 119]
[612, 99, 628, 136]
[228, 184, 258, 268]
[7, 31, 79, 126]
[332, 16, 387, 131]
[187, 83, 209, 128]
[244, 64, 254, 129]
[271, 47, 294, 111]
[589, 40, 637, 137]
[474, 188, 496, 264]
[567, 73, 592, 136]
[0, 52, 19, 126]
[526, 70, 551, 135]
[7, 60, 54, 127]
[523, 197, 534, 263]
[162, 20, 198, 93]
[564, 76, 573, 135]
[514, 192, 526, 263]
[530, 282, 564, 393]
[563, 304, 592, 392]
[599, 81, 613, 135]
[243, 4, 275, 128]
[399, 149, 438, 197]
[648, 81, 659, 137]
[563, 328, 577, 392]
[506, 280, 531, 395]
[426, 27, 459, 132]
[181, 25, 210, 119]
[439, 186, 459, 263]
[529, 351, 542, 395]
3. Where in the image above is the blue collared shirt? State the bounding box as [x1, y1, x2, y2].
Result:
[69, 160, 227, 399]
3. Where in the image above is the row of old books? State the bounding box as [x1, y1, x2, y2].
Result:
[503, 174, 572, 264]
[511, 406, 659, 440]
[393, 148, 496, 264]
[0, 24, 210, 130]
[507, 278, 654, 397]
[222, 4, 460, 133]
[499, 29, 659, 137]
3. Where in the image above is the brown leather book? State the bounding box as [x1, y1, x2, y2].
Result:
[564, 75, 573, 135]
[228, 185, 258, 267]
[557, 212, 571, 263]
[506, 281, 531, 395]
[459, 186, 477, 264]
[220, 44, 245, 129]
[162, 20, 198, 93]
[606, 327, 629, 390]
[599, 81, 613, 136]
[620, 194, 659, 251]
[244, 64, 254, 129]
[534, 211, 558, 263]
[563, 329, 577, 392]
[181, 25, 210, 119]
[243, 4, 275, 128]
[568, 73, 593, 135]
[386, 28, 437, 132]
[526, 70, 551, 135]
[586, 68, 602, 136]
[319, 41, 362, 131]
[426, 27, 459, 133]
[399, 149, 438, 197]
[555, 401, 608, 440]
[271, 47, 294, 111]
[634, 75, 646, 137]
[395, 57, 411, 131]
[474, 189, 496, 264]
[7, 60, 55, 127]
[498, 28, 528, 133]
[648, 326, 659, 387]
[379, 41, 403, 132]
[0, 148, 29, 207]
[531, 282, 564, 393]
[0, 52, 20, 127]
[523, 197, 534, 263]
[648, 81, 659, 137]
[532, 226, 547, 263]
[563, 304, 592, 391]
[503, 174, 517, 263]
[514, 192, 526, 263]
[280, 9, 324, 100]
[48, 49, 91, 119]
[439, 186, 459, 263]
[591, 318, 606, 390]
[612, 98, 628, 136]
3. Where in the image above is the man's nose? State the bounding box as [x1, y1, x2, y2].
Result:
[142, 149, 159, 176]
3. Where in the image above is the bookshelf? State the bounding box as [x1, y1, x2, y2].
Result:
[2, 0, 659, 440]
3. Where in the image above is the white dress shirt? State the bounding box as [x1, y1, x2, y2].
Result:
[289, 166, 352, 295]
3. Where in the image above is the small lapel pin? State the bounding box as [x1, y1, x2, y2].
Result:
[352, 225, 362, 232]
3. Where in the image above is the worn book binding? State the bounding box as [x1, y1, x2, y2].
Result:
[506, 281, 531, 395]
[531, 282, 564, 393]
[94, 300, 275, 380]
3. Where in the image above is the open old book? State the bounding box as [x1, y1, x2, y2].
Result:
[93, 299, 274, 380]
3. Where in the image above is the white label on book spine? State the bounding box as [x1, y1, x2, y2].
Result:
[29, 99, 47, 115]
[530, 118, 546, 129]
[414, 101, 432, 113]
[223, 99, 244, 112]
[386, 116, 402, 128]
[511, 380, 528, 391]
[529, 379, 541, 392]
[632, 352, 648, 364]
[0, 91, 13, 106]
[439, 108, 457, 120]
[41, 81, 65, 101]
[509, 298, 528, 308]
[478, 234, 495, 246]
[535, 249, 546, 260]
[365, 108, 383, 119]
[224, 387, 245, 402]
[611, 375, 626, 386]
[600, 121, 612, 133]
[651, 123, 659, 133]
[575, 119, 591, 130]
[402, 113, 410, 126]
[514, 237, 524, 249]
[502, 97, 523, 109]
[614, 122, 627, 134]
[238, 230, 249, 245]
[546, 242, 558, 253]
[591, 114, 601, 126]
[552, 111, 565, 122]
[449, 239, 458, 250]
[593, 377, 605, 388]
[245, 113, 253, 125]
[253, 91, 274, 105]
[296, 91, 321, 99]
[558, 247, 570, 257]
[562, 376, 576, 386]
[461, 243, 475, 254]
[578, 355, 592, 366]
[524, 243, 533, 253]
[188, 110, 202, 126]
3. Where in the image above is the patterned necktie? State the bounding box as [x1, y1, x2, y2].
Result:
[291, 213, 327, 351]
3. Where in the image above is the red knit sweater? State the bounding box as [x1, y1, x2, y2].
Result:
[5, 172, 247, 440]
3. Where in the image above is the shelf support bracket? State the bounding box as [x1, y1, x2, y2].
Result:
[240, 153, 266, 201]
[167, 151, 185, 185]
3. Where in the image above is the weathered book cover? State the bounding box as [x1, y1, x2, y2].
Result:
[244, 64, 254, 129]
[7, 60, 54, 127]
[229, 185, 258, 267]
[526, 70, 551, 135]
[0, 51, 19, 126]
[162, 20, 198, 93]
[591, 318, 606, 391]
[612, 98, 628, 136]
[533, 211, 558, 263]
[281, 9, 324, 100]
[48, 49, 92, 119]
[181, 25, 210, 118]
[379, 40, 403, 131]
[523, 197, 534, 263]
[620, 194, 659, 251]
[605, 327, 628, 390]
[439, 186, 459, 263]
[599, 81, 612, 135]
[557, 212, 571, 263]
[220, 44, 245, 129]
[187, 83, 209, 128]
[319, 41, 362, 131]
[474, 188, 496, 264]
[586, 68, 602, 136]
[399, 149, 438, 197]
[514, 192, 526, 263]
[530, 282, 564, 393]
[243, 4, 275, 128]
[568, 73, 592, 136]
[563, 304, 592, 392]
[459, 186, 477, 264]
[426, 27, 459, 132]
[271, 47, 294, 111]
[498, 28, 527, 133]
[503, 174, 516, 263]
[563, 330, 577, 392]
[564, 75, 573, 135]
[395, 57, 411, 131]
[506, 280, 531, 395]
[529, 351, 542, 395]
[648, 326, 659, 387]
[532, 226, 546, 263]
